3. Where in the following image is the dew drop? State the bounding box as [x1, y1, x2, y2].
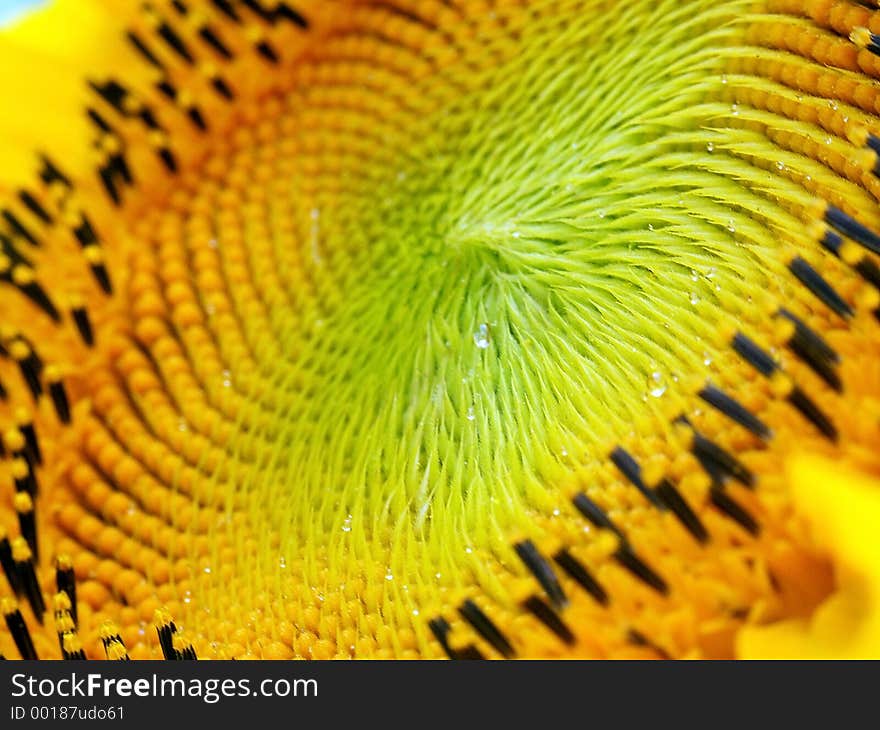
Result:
[466, 406, 476, 421]
[706, 142, 714, 153]
[342, 514, 353, 533]
[648, 371, 667, 398]
[385, 569, 394, 581]
[474, 323, 491, 349]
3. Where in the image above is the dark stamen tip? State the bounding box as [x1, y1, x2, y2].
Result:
[514, 539, 568, 609]
[458, 599, 516, 659]
[523, 596, 575, 646]
[553, 548, 609, 607]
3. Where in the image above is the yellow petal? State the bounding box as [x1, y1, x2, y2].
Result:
[738, 454, 880, 659]
[0, 0, 140, 187]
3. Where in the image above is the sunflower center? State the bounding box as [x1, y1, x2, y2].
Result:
[149, 0, 805, 658]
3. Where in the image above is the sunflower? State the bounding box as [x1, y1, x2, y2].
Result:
[0, 0, 879, 661]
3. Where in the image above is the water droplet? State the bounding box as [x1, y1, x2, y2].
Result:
[342, 514, 353, 533]
[706, 142, 714, 153]
[474, 323, 491, 349]
[720, 75, 728, 85]
[648, 223, 655, 231]
[690, 269, 699, 282]
[279, 556, 287, 569]
[203, 567, 212, 574]
[598, 210, 606, 218]
[466, 406, 476, 421]
[385, 569, 394, 581]
[776, 161, 785, 171]
[560, 447, 568, 457]
[689, 292, 700, 306]
[512, 231, 521, 239]
[703, 352, 713, 366]
[648, 371, 666, 398]
[465, 547, 473, 554]
[412, 609, 420, 616]
[727, 220, 736, 233]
